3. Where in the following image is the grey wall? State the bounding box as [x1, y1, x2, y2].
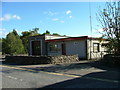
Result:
[28, 35, 47, 55]
[65, 40, 86, 59]
[47, 40, 87, 59]
[87, 39, 108, 60]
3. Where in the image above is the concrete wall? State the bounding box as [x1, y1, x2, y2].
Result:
[28, 35, 68, 56]
[87, 39, 108, 60]
[28, 35, 108, 60]
[47, 40, 87, 59]
[65, 40, 86, 59]
[28, 35, 46, 55]
[47, 42, 62, 56]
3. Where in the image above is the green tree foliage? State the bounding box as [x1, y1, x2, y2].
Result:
[97, 1, 120, 55]
[43, 30, 50, 35]
[52, 33, 60, 36]
[2, 30, 25, 54]
[20, 28, 40, 53]
[43, 30, 61, 36]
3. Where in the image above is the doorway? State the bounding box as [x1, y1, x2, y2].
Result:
[61, 43, 66, 55]
[32, 41, 41, 55]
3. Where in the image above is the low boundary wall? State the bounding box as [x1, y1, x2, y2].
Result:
[5, 55, 79, 65]
[102, 54, 120, 66]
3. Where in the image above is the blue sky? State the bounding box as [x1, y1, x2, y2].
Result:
[0, 2, 106, 38]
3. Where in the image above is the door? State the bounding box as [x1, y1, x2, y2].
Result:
[61, 43, 66, 55]
[32, 41, 41, 55]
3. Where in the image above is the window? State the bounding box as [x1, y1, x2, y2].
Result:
[101, 43, 108, 52]
[74, 42, 78, 45]
[93, 43, 100, 52]
[49, 44, 58, 52]
[101, 43, 107, 47]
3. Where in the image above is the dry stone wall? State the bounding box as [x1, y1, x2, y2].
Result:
[102, 54, 120, 66]
[5, 55, 79, 65]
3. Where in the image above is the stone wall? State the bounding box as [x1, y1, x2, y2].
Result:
[51, 55, 79, 64]
[5, 54, 79, 65]
[102, 54, 120, 66]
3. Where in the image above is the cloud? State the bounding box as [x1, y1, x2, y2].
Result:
[44, 11, 57, 16]
[52, 18, 59, 21]
[66, 10, 72, 15]
[0, 14, 21, 21]
[16, 29, 23, 34]
[0, 28, 8, 37]
[52, 18, 64, 23]
[60, 21, 65, 23]
[69, 16, 73, 18]
[0, 28, 6, 31]
[13, 15, 21, 20]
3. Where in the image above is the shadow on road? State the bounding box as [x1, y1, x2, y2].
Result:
[2, 60, 120, 73]
[36, 71, 120, 88]
[21, 61, 120, 73]
[2, 60, 120, 88]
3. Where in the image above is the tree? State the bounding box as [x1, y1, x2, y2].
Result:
[20, 28, 40, 53]
[2, 30, 25, 54]
[29, 28, 40, 36]
[43, 30, 50, 35]
[97, 1, 120, 55]
[52, 33, 60, 36]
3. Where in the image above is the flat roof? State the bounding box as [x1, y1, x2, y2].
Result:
[45, 36, 104, 42]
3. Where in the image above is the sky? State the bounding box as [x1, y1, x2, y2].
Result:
[0, 1, 106, 38]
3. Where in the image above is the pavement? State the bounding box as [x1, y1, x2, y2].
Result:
[1, 60, 120, 88]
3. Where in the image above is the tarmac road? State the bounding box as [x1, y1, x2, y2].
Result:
[1, 61, 120, 88]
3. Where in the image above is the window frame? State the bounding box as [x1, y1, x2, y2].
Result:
[48, 43, 59, 52]
[93, 43, 100, 52]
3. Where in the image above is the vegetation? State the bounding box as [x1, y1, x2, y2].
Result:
[2, 30, 25, 54]
[1, 28, 62, 55]
[20, 28, 40, 53]
[43, 30, 50, 35]
[97, 1, 120, 55]
[53, 33, 61, 36]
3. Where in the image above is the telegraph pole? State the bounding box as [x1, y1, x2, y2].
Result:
[89, 1, 93, 60]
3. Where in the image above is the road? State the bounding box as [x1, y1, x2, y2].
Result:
[2, 65, 76, 88]
[1, 60, 120, 88]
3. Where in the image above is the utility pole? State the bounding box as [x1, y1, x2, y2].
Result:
[89, 1, 93, 60]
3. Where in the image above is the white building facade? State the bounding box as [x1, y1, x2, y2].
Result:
[28, 35, 108, 60]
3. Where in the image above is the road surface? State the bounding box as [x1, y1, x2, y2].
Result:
[1, 61, 120, 88]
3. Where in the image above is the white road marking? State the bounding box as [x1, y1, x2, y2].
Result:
[20, 79, 23, 81]
[6, 75, 23, 82]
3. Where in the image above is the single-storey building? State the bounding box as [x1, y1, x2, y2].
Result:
[28, 34, 108, 60]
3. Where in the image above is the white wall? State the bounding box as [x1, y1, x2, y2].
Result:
[87, 39, 108, 59]
[65, 40, 86, 59]
[47, 42, 62, 56]
[47, 40, 87, 59]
